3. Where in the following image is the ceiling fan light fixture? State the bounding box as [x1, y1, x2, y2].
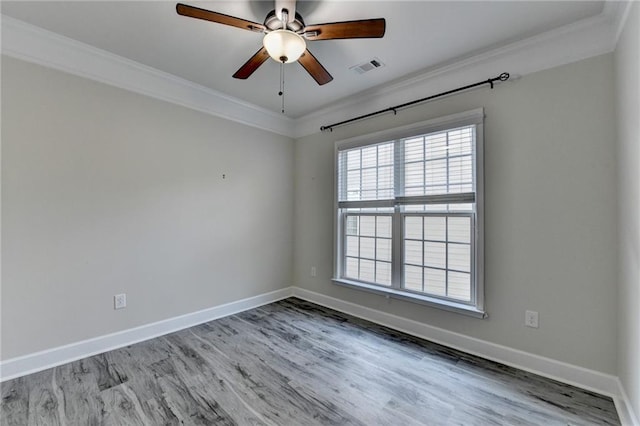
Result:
[263, 29, 306, 63]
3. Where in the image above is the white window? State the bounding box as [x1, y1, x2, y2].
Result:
[334, 109, 485, 318]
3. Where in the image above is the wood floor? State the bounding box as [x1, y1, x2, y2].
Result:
[1, 298, 620, 425]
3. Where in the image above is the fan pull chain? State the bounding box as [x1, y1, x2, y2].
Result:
[279, 60, 285, 114]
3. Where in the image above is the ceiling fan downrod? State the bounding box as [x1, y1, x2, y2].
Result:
[275, 0, 296, 24]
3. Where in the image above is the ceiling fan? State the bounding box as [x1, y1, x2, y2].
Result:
[176, 1, 386, 86]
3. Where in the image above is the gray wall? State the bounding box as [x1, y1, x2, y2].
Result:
[293, 54, 618, 374]
[615, 2, 640, 419]
[1, 56, 294, 360]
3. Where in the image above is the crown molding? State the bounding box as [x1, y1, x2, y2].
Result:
[293, 6, 620, 138]
[1, 15, 296, 138]
[607, 0, 635, 46]
[1, 2, 624, 140]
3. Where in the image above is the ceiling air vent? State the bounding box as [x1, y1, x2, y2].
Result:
[350, 57, 385, 74]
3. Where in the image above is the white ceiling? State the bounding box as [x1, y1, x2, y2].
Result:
[1, 1, 605, 118]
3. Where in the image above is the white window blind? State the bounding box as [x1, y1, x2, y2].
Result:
[334, 109, 485, 317]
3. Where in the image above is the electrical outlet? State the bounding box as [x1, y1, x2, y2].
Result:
[525, 310, 539, 328]
[310, 266, 317, 277]
[114, 293, 127, 310]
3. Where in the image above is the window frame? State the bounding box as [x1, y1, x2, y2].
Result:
[333, 109, 486, 318]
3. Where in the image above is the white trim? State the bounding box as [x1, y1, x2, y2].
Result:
[1, 284, 633, 423]
[615, 378, 640, 426]
[0, 287, 294, 382]
[293, 9, 619, 137]
[291, 287, 622, 400]
[0, 16, 295, 138]
[0, 2, 624, 139]
[334, 108, 484, 150]
[333, 279, 487, 319]
[607, 0, 635, 47]
[333, 109, 485, 317]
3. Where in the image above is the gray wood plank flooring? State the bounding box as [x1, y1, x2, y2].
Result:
[1, 298, 620, 425]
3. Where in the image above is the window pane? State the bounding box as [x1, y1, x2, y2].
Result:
[425, 133, 448, 160]
[405, 265, 422, 292]
[449, 203, 474, 212]
[346, 236, 359, 257]
[448, 271, 471, 301]
[345, 257, 358, 279]
[360, 216, 376, 237]
[423, 204, 446, 212]
[448, 183, 473, 193]
[361, 190, 377, 199]
[347, 170, 360, 191]
[347, 190, 360, 201]
[425, 159, 447, 186]
[447, 128, 473, 156]
[360, 259, 375, 282]
[347, 150, 360, 170]
[361, 146, 377, 168]
[342, 213, 394, 286]
[449, 155, 473, 184]
[425, 268, 446, 296]
[404, 138, 424, 162]
[376, 238, 392, 262]
[425, 185, 447, 195]
[400, 126, 475, 197]
[377, 216, 392, 238]
[405, 216, 422, 239]
[405, 162, 424, 188]
[376, 262, 392, 286]
[424, 242, 446, 269]
[378, 144, 393, 166]
[448, 243, 471, 273]
[346, 216, 359, 235]
[378, 166, 393, 196]
[339, 142, 395, 202]
[405, 240, 422, 265]
[448, 217, 471, 243]
[360, 237, 375, 259]
[425, 216, 446, 241]
[361, 168, 377, 191]
[401, 213, 475, 302]
[421, 204, 474, 212]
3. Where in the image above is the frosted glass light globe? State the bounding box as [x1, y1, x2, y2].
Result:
[263, 30, 306, 63]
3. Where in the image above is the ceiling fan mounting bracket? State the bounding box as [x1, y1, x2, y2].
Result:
[264, 10, 305, 32]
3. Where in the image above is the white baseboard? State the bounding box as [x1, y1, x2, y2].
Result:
[291, 288, 622, 401]
[0, 287, 294, 382]
[3, 285, 635, 425]
[615, 378, 640, 426]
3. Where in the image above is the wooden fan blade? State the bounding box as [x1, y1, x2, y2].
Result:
[298, 49, 333, 85]
[303, 18, 385, 40]
[176, 3, 266, 32]
[233, 47, 270, 79]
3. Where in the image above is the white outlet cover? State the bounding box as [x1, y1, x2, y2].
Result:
[525, 310, 539, 328]
[114, 293, 127, 310]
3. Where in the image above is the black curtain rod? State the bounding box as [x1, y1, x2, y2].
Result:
[320, 72, 510, 132]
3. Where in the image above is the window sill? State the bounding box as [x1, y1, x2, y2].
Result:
[332, 278, 488, 319]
